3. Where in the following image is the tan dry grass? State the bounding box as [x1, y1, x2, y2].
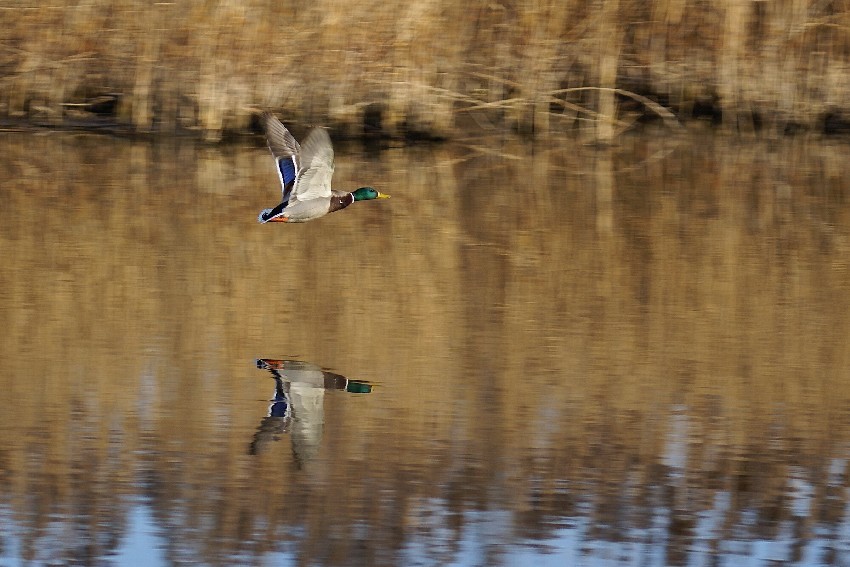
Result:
[3, 1, 850, 140]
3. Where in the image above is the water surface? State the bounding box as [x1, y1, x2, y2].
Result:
[1, 129, 849, 566]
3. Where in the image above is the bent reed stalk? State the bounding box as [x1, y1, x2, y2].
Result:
[1, 0, 850, 140]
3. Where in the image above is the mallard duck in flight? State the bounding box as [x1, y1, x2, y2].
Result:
[257, 112, 389, 223]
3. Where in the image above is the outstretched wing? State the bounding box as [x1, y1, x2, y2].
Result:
[290, 128, 335, 202]
[261, 112, 301, 207]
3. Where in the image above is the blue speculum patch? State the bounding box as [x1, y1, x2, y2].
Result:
[279, 157, 296, 185]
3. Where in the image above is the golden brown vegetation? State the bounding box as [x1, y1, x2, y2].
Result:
[3, 1, 850, 141]
[1, 131, 849, 563]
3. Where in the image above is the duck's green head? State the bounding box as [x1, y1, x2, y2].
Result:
[352, 187, 390, 201]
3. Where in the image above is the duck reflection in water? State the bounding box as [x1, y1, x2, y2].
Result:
[250, 358, 373, 465]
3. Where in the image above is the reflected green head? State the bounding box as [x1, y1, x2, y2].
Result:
[352, 187, 391, 201]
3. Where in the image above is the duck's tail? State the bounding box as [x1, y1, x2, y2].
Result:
[259, 201, 288, 223]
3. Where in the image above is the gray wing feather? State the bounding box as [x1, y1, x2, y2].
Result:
[261, 112, 302, 200]
[291, 128, 335, 202]
[261, 112, 301, 159]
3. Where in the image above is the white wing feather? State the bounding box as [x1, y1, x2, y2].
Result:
[291, 128, 335, 202]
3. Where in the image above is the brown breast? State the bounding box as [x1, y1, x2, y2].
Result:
[328, 192, 354, 214]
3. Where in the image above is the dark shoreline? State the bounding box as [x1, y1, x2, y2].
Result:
[5, 106, 850, 143]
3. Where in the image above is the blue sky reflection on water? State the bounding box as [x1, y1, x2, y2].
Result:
[0, 504, 166, 567]
[113, 505, 166, 567]
[61, 496, 848, 566]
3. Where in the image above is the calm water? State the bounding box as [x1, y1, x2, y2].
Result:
[1, 128, 849, 566]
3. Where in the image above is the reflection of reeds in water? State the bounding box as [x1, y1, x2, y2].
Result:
[3, 1, 850, 139]
[0, 132, 850, 563]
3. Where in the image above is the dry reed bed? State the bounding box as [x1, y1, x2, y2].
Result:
[2, 0, 850, 141]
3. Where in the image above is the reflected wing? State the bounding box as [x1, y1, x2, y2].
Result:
[290, 128, 334, 202]
[261, 112, 301, 207]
